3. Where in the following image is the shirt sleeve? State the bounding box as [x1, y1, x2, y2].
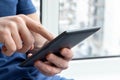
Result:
[17, 0, 36, 15]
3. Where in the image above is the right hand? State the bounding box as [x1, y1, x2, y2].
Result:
[0, 14, 53, 56]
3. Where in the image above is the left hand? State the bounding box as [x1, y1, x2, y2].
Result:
[33, 48, 73, 76]
[28, 31, 73, 76]
[26, 13, 73, 76]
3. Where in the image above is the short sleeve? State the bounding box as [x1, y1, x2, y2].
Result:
[17, 0, 36, 15]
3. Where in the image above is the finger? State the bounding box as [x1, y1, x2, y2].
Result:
[19, 15, 55, 41]
[60, 48, 73, 61]
[18, 22, 35, 53]
[30, 44, 34, 50]
[34, 61, 62, 76]
[10, 23, 22, 50]
[1, 29, 16, 56]
[47, 53, 68, 69]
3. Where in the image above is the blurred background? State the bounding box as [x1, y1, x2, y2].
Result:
[32, 0, 120, 58]
[32, 0, 120, 80]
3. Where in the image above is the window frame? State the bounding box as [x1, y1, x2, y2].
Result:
[41, 0, 59, 35]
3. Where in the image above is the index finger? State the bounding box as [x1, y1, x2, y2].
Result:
[19, 15, 55, 41]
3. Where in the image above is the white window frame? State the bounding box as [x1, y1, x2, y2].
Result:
[42, 0, 59, 35]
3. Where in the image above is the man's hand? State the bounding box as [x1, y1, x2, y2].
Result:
[34, 48, 73, 76]
[0, 14, 53, 56]
[0, 14, 73, 76]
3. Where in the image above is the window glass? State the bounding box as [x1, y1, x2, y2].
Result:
[59, 0, 120, 59]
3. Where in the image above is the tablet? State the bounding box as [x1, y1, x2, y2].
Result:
[20, 27, 100, 67]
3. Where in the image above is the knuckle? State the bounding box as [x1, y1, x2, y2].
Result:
[50, 68, 61, 75]
[31, 37, 35, 44]
[0, 29, 10, 36]
[46, 67, 56, 76]
[47, 69, 56, 76]
[6, 21, 16, 29]
[46, 66, 52, 73]
[47, 54, 54, 60]
[17, 44, 22, 49]
[27, 37, 35, 46]
[0, 30, 5, 35]
[12, 16, 24, 23]
[18, 14, 27, 20]
[10, 46, 16, 53]
[64, 50, 73, 60]
[24, 35, 35, 48]
[18, 14, 26, 18]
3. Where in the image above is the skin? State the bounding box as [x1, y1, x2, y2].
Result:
[0, 13, 73, 76]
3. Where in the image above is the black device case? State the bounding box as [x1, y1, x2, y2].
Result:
[20, 27, 100, 67]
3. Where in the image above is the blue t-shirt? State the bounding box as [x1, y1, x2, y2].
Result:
[0, 0, 73, 80]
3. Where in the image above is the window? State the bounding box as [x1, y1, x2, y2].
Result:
[32, 0, 120, 80]
[59, 0, 105, 59]
[42, 0, 120, 59]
